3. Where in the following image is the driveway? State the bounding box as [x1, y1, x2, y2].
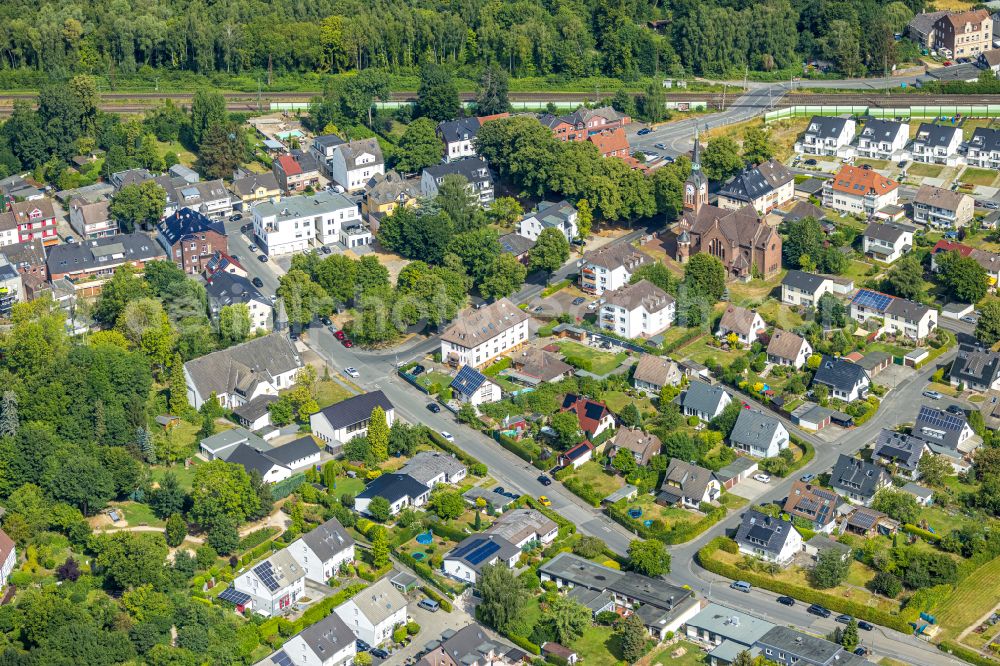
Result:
[381, 590, 476, 665]
[730, 477, 773, 502]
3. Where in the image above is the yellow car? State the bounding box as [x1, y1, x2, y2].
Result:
[538, 496, 552, 507]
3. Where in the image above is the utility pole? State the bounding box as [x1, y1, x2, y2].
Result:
[721, 83, 727, 112]
[744, 65, 749, 93]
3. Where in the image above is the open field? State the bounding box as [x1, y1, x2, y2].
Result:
[961, 168, 999, 187]
[564, 461, 625, 498]
[935, 554, 1000, 639]
[315, 379, 354, 409]
[677, 335, 743, 369]
[907, 162, 944, 178]
[602, 390, 655, 415]
[555, 341, 628, 375]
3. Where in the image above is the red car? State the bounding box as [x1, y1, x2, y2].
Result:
[334, 330, 346, 340]
[341, 338, 354, 348]
[943, 60, 952, 66]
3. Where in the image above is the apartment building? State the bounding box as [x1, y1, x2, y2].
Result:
[823, 165, 899, 217]
[913, 184, 974, 228]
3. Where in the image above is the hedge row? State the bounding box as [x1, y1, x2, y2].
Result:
[522, 496, 576, 535]
[395, 550, 440, 588]
[509, 634, 542, 655]
[257, 582, 367, 639]
[662, 328, 704, 354]
[697, 538, 911, 633]
[903, 523, 942, 542]
[938, 640, 1000, 666]
[786, 436, 816, 475]
[495, 433, 548, 470]
[429, 521, 468, 542]
[271, 473, 307, 500]
[426, 430, 486, 471]
[484, 357, 511, 376]
[238, 527, 280, 553]
[421, 585, 453, 612]
[561, 475, 605, 507]
[541, 279, 571, 298]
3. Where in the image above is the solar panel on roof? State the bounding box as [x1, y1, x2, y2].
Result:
[467, 540, 501, 565]
[218, 587, 252, 605]
[271, 651, 294, 666]
[451, 538, 487, 559]
[852, 289, 893, 312]
[254, 561, 280, 591]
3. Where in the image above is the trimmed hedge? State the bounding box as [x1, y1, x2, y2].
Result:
[395, 550, 439, 587]
[939, 641, 1000, 666]
[786, 436, 816, 475]
[522, 496, 575, 534]
[421, 585, 453, 612]
[541, 279, 571, 298]
[238, 527, 280, 552]
[429, 521, 468, 542]
[509, 634, 542, 655]
[697, 538, 910, 633]
[495, 433, 548, 470]
[427, 429, 485, 471]
[484, 357, 511, 376]
[903, 523, 943, 542]
[271, 473, 306, 500]
[256, 582, 367, 639]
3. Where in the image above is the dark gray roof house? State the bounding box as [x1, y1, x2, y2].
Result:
[313, 390, 394, 432]
[830, 454, 890, 504]
[226, 443, 287, 478]
[912, 404, 972, 453]
[859, 118, 906, 143]
[970, 127, 1000, 154]
[914, 122, 963, 150]
[230, 172, 280, 198]
[755, 625, 862, 666]
[804, 116, 851, 140]
[718, 159, 793, 205]
[294, 611, 355, 663]
[784, 200, 826, 222]
[812, 355, 870, 397]
[681, 381, 731, 418]
[299, 517, 355, 561]
[46, 233, 165, 276]
[232, 394, 278, 427]
[429, 624, 522, 666]
[659, 458, 718, 506]
[437, 117, 481, 144]
[872, 429, 924, 473]
[265, 436, 320, 467]
[498, 232, 535, 258]
[735, 510, 799, 560]
[863, 220, 915, 245]
[423, 158, 493, 190]
[183, 334, 301, 407]
[782, 269, 829, 294]
[357, 473, 430, 505]
[157, 208, 226, 248]
[951, 344, 1000, 390]
[204, 270, 269, 313]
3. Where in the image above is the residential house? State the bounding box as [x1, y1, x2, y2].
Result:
[415, 624, 523, 666]
[862, 220, 915, 263]
[823, 166, 899, 217]
[46, 234, 166, 297]
[250, 193, 320, 257]
[908, 11, 949, 47]
[856, 119, 909, 160]
[330, 139, 385, 193]
[450, 365, 502, 406]
[587, 128, 632, 160]
[355, 473, 431, 517]
[198, 427, 269, 461]
[599, 279, 675, 338]
[681, 381, 733, 421]
[913, 184, 974, 228]
[796, 116, 856, 156]
[632, 354, 682, 394]
[911, 123, 964, 165]
[659, 458, 721, 508]
[421, 158, 494, 206]
[439, 298, 529, 368]
[518, 200, 578, 243]
[362, 171, 419, 226]
[844, 507, 899, 538]
[734, 510, 802, 566]
[849, 289, 938, 341]
[754, 625, 864, 666]
[780, 270, 834, 308]
[676, 141, 782, 280]
[717, 159, 795, 215]
[950, 343, 1000, 391]
[0, 174, 43, 200]
[273, 152, 321, 194]
[498, 232, 535, 264]
[288, 517, 355, 584]
[716, 457, 760, 491]
[205, 271, 273, 333]
[911, 404, 978, 464]
[812, 356, 871, 402]
[872, 429, 925, 479]
[685, 604, 775, 665]
[1, 238, 47, 287]
[933, 9, 993, 58]
[538, 552, 699, 640]
[68, 196, 117, 239]
[931, 239, 1000, 290]
[436, 114, 508, 162]
[157, 208, 228, 275]
[311, 390, 395, 452]
[508, 347, 573, 386]
[442, 534, 521, 584]
[578, 243, 652, 295]
[160, 177, 232, 218]
[334, 577, 407, 647]
[901, 482, 936, 506]
[541, 644, 578, 665]
[0, 530, 14, 589]
[229, 172, 281, 208]
[109, 168, 154, 190]
[233, 395, 278, 431]
[729, 410, 789, 458]
[966, 127, 1000, 168]
[183, 333, 301, 410]
[979, 48, 1000, 72]
[559, 441, 594, 469]
[204, 250, 248, 279]
[716, 305, 766, 346]
[766, 329, 813, 369]
[227, 437, 321, 484]
[260, 612, 356, 666]
[539, 106, 631, 142]
[310, 134, 345, 178]
[488, 509, 559, 548]
[802, 534, 852, 561]
[607, 428, 662, 466]
[0, 257, 24, 315]
[233, 549, 306, 617]
[830, 454, 892, 505]
[399, 451, 467, 488]
[783, 482, 842, 533]
[560, 394, 616, 440]
[0, 198, 58, 246]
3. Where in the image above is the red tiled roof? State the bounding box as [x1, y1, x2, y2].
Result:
[932, 239, 973, 257]
[276, 155, 302, 176]
[588, 128, 630, 156]
[561, 394, 612, 437]
[829, 165, 897, 197]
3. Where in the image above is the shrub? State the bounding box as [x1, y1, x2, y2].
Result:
[406, 622, 420, 635]
[420, 585, 453, 612]
[508, 634, 541, 655]
[238, 527, 280, 553]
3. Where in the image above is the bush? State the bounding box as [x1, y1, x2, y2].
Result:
[938, 641, 1000, 666]
[596, 610, 619, 626]
[508, 634, 542, 655]
[470, 463, 487, 476]
[238, 527, 280, 553]
[903, 523, 942, 543]
[494, 433, 547, 470]
[406, 622, 420, 635]
[562, 476, 604, 507]
[869, 571, 903, 598]
[420, 585, 453, 612]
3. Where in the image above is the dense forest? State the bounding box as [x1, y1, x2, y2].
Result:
[0, 0, 928, 83]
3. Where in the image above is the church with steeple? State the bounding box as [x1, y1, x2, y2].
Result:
[674, 131, 782, 281]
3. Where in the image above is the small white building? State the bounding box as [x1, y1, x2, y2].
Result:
[450, 365, 501, 406]
[716, 159, 795, 215]
[850, 289, 938, 341]
[233, 549, 306, 617]
[334, 577, 407, 647]
[329, 139, 385, 192]
[354, 474, 431, 517]
[599, 279, 675, 339]
[729, 409, 790, 458]
[681, 381, 732, 422]
[0, 530, 15, 590]
[780, 270, 834, 308]
[310, 391, 395, 452]
[439, 298, 529, 368]
[287, 517, 355, 584]
[911, 123, 964, 166]
[205, 271, 273, 334]
[518, 200, 578, 243]
[862, 220, 914, 264]
[578, 244, 652, 295]
[184, 334, 301, 410]
[766, 329, 813, 369]
[856, 119, 910, 160]
[399, 451, 468, 488]
[310, 193, 364, 245]
[734, 510, 802, 567]
[442, 534, 521, 584]
[796, 116, 856, 156]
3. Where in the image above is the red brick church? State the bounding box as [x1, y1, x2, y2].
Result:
[675, 135, 782, 281]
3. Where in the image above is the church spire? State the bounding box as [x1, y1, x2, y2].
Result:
[692, 127, 700, 169]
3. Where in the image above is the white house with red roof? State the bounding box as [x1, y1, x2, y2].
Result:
[560, 395, 616, 440]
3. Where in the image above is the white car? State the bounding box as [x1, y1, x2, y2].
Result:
[343, 367, 360, 378]
[753, 473, 771, 484]
[440, 431, 455, 443]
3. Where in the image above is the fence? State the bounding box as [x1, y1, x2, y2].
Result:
[397, 368, 430, 394]
[766, 104, 1000, 123]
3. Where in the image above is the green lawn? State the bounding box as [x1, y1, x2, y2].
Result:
[936, 554, 1000, 638]
[328, 475, 365, 497]
[602, 390, 654, 415]
[315, 379, 355, 409]
[156, 139, 196, 167]
[915, 505, 977, 538]
[151, 458, 204, 492]
[568, 626, 634, 666]
[417, 371, 454, 394]
[625, 493, 701, 530]
[906, 162, 944, 178]
[842, 259, 877, 284]
[555, 341, 627, 376]
[677, 335, 743, 369]
[564, 461, 625, 497]
[646, 640, 708, 666]
[757, 300, 806, 331]
[961, 167, 998, 187]
[110, 501, 165, 528]
[855, 158, 891, 170]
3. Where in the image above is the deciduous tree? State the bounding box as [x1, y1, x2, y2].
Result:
[110, 181, 167, 234]
[528, 227, 570, 275]
[477, 563, 527, 634]
[628, 538, 671, 576]
[395, 118, 444, 173]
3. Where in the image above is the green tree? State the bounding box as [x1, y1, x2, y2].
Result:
[936, 251, 988, 303]
[94, 531, 168, 590]
[370, 524, 390, 568]
[550, 411, 582, 449]
[395, 118, 444, 173]
[628, 538, 671, 576]
[475, 63, 509, 116]
[542, 595, 590, 644]
[207, 514, 240, 554]
[741, 125, 775, 165]
[196, 123, 249, 180]
[684, 253, 726, 302]
[869, 571, 902, 597]
[0, 389, 18, 438]
[871, 487, 920, 524]
[164, 513, 186, 547]
[619, 402, 642, 428]
[277, 269, 329, 328]
[783, 217, 824, 270]
[884, 253, 924, 300]
[528, 227, 570, 275]
[367, 406, 389, 463]
[477, 563, 527, 634]
[710, 400, 743, 437]
[841, 618, 859, 651]
[810, 547, 850, 589]
[341, 69, 391, 127]
[188, 460, 260, 528]
[168, 353, 189, 415]
[576, 199, 593, 241]
[417, 63, 460, 121]
[41, 448, 115, 515]
[110, 181, 167, 233]
[702, 136, 744, 182]
[190, 90, 227, 146]
[976, 300, 1000, 345]
[367, 496, 392, 522]
[630, 262, 679, 295]
[616, 612, 648, 663]
[918, 453, 951, 487]
[612, 448, 638, 476]
[431, 490, 465, 520]
[480, 253, 527, 300]
[435, 174, 481, 232]
[487, 196, 523, 228]
[149, 472, 186, 518]
[218, 303, 252, 345]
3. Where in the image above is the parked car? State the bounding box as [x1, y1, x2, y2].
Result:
[805, 158, 817, 165]
[922, 390, 943, 400]
[537, 474, 552, 486]
[494, 486, 505, 495]
[637, 128, 652, 136]
[258, 254, 268, 263]
[662, 156, 675, 164]
[533, 306, 544, 313]
[65, 235, 76, 244]
[334, 330, 347, 340]
[537, 495, 552, 506]
[343, 367, 360, 378]
[808, 604, 832, 618]
[858, 621, 874, 631]
[356, 640, 372, 652]
[440, 431, 455, 443]
[753, 473, 771, 483]
[800, 473, 816, 483]
[248, 243, 258, 252]
[418, 598, 440, 612]
[371, 648, 390, 659]
[730, 581, 751, 593]
[251, 277, 264, 288]
[411, 365, 425, 376]
[341, 338, 354, 348]
[321, 316, 332, 326]
[836, 614, 853, 625]
[961, 315, 978, 324]
[654, 142, 667, 150]
[426, 403, 441, 413]
[232, 213, 242, 221]
[854, 646, 869, 656]
[777, 596, 795, 606]
[946, 404, 964, 415]
[572, 297, 586, 305]
[320, 246, 332, 255]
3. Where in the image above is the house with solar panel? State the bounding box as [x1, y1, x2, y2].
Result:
[844, 506, 899, 538]
[783, 481, 842, 533]
[450, 365, 501, 406]
[334, 577, 407, 647]
[729, 409, 789, 458]
[849, 288, 938, 341]
[734, 509, 802, 566]
[258, 610, 356, 666]
[829, 454, 892, 506]
[518, 200, 578, 243]
[560, 394, 616, 440]
[442, 533, 521, 584]
[871, 429, 925, 479]
[232, 549, 306, 617]
[910, 404, 978, 472]
[287, 517, 355, 584]
[310, 390, 395, 453]
[812, 355, 871, 403]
